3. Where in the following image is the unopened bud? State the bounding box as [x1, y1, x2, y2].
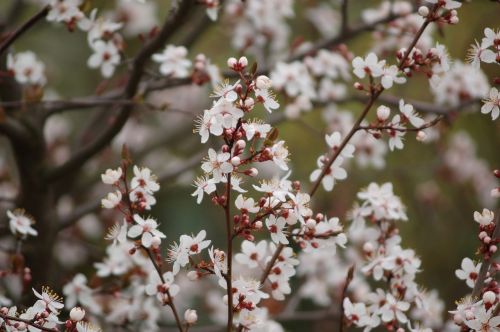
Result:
[231, 156, 241, 166]
[363, 242, 374, 253]
[254, 220, 263, 229]
[490, 245, 497, 253]
[418, 6, 429, 17]
[483, 291, 496, 304]
[416, 130, 427, 142]
[354, 82, 364, 90]
[238, 56, 248, 68]
[244, 97, 255, 109]
[449, 16, 459, 24]
[236, 140, 246, 150]
[376, 105, 391, 121]
[247, 168, 258, 177]
[70, 307, 85, 321]
[184, 309, 198, 324]
[306, 219, 316, 229]
[227, 57, 237, 68]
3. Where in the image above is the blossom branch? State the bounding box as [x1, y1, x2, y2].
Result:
[339, 265, 355, 332]
[144, 246, 184, 332]
[224, 173, 234, 331]
[0, 5, 50, 58]
[472, 210, 500, 299]
[0, 312, 58, 332]
[258, 4, 436, 299]
[357, 115, 444, 132]
[45, 0, 195, 183]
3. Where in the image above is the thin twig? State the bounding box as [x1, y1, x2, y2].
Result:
[0, 312, 59, 332]
[0, 5, 49, 57]
[472, 210, 500, 299]
[339, 265, 355, 332]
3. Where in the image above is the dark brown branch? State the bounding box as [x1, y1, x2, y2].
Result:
[0, 117, 30, 144]
[0, 7, 410, 118]
[45, 0, 195, 182]
[339, 265, 355, 332]
[0, 5, 49, 57]
[340, 0, 349, 34]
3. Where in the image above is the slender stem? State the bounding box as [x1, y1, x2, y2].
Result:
[144, 247, 184, 332]
[472, 210, 500, 299]
[0, 312, 59, 332]
[121, 164, 184, 332]
[225, 173, 234, 332]
[309, 90, 381, 197]
[0, 5, 49, 57]
[357, 115, 444, 132]
[339, 265, 355, 332]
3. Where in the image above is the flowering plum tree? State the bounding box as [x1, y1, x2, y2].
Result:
[0, 0, 498, 332]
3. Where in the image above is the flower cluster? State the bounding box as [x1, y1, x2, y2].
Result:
[225, 0, 294, 61]
[450, 207, 499, 332]
[271, 49, 351, 118]
[6, 51, 46, 87]
[341, 183, 444, 331]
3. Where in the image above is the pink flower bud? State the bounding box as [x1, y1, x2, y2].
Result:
[376, 105, 391, 121]
[184, 309, 198, 324]
[483, 291, 496, 304]
[254, 220, 263, 229]
[69, 307, 85, 321]
[238, 56, 248, 67]
[479, 231, 488, 240]
[236, 140, 246, 149]
[363, 242, 374, 253]
[306, 219, 316, 229]
[490, 245, 497, 253]
[244, 97, 255, 109]
[450, 16, 459, 24]
[418, 6, 429, 17]
[231, 156, 241, 166]
[354, 82, 364, 90]
[247, 168, 258, 177]
[484, 236, 491, 244]
[227, 57, 237, 68]
[416, 130, 427, 142]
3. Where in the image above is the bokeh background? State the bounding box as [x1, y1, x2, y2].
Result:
[0, 0, 499, 330]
